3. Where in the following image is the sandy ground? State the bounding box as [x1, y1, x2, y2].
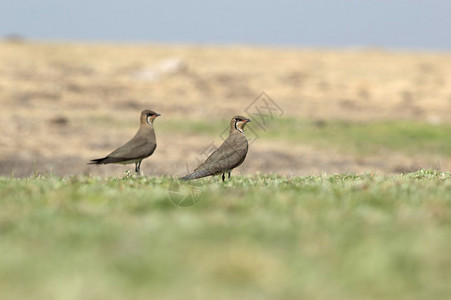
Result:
[0, 41, 450, 177]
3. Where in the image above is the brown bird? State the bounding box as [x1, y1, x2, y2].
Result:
[89, 109, 160, 174]
[180, 115, 251, 181]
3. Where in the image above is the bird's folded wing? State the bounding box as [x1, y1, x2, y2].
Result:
[194, 141, 246, 174]
[107, 136, 156, 160]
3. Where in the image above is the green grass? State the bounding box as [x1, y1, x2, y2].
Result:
[266, 119, 451, 156]
[0, 170, 450, 299]
[160, 118, 451, 156]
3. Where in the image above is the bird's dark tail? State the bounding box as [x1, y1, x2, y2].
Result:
[178, 170, 210, 181]
[88, 156, 127, 165]
[88, 157, 107, 165]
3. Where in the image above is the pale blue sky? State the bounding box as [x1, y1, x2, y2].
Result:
[1, 0, 450, 49]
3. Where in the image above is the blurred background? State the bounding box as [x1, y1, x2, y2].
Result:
[0, 0, 450, 177]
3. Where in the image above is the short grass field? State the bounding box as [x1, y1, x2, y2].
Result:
[1, 42, 451, 300]
[1, 170, 450, 299]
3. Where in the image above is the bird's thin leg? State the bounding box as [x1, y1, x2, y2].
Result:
[135, 161, 141, 174]
[222, 173, 225, 182]
[227, 171, 231, 179]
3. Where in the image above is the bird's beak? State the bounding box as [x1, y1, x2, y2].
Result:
[246, 119, 251, 122]
[156, 113, 161, 117]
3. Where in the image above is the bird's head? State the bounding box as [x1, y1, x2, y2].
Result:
[141, 109, 161, 126]
[231, 115, 251, 133]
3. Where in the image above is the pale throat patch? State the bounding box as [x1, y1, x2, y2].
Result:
[235, 121, 245, 133]
[146, 116, 154, 126]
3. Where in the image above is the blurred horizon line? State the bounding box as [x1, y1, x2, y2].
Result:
[3, 35, 451, 53]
